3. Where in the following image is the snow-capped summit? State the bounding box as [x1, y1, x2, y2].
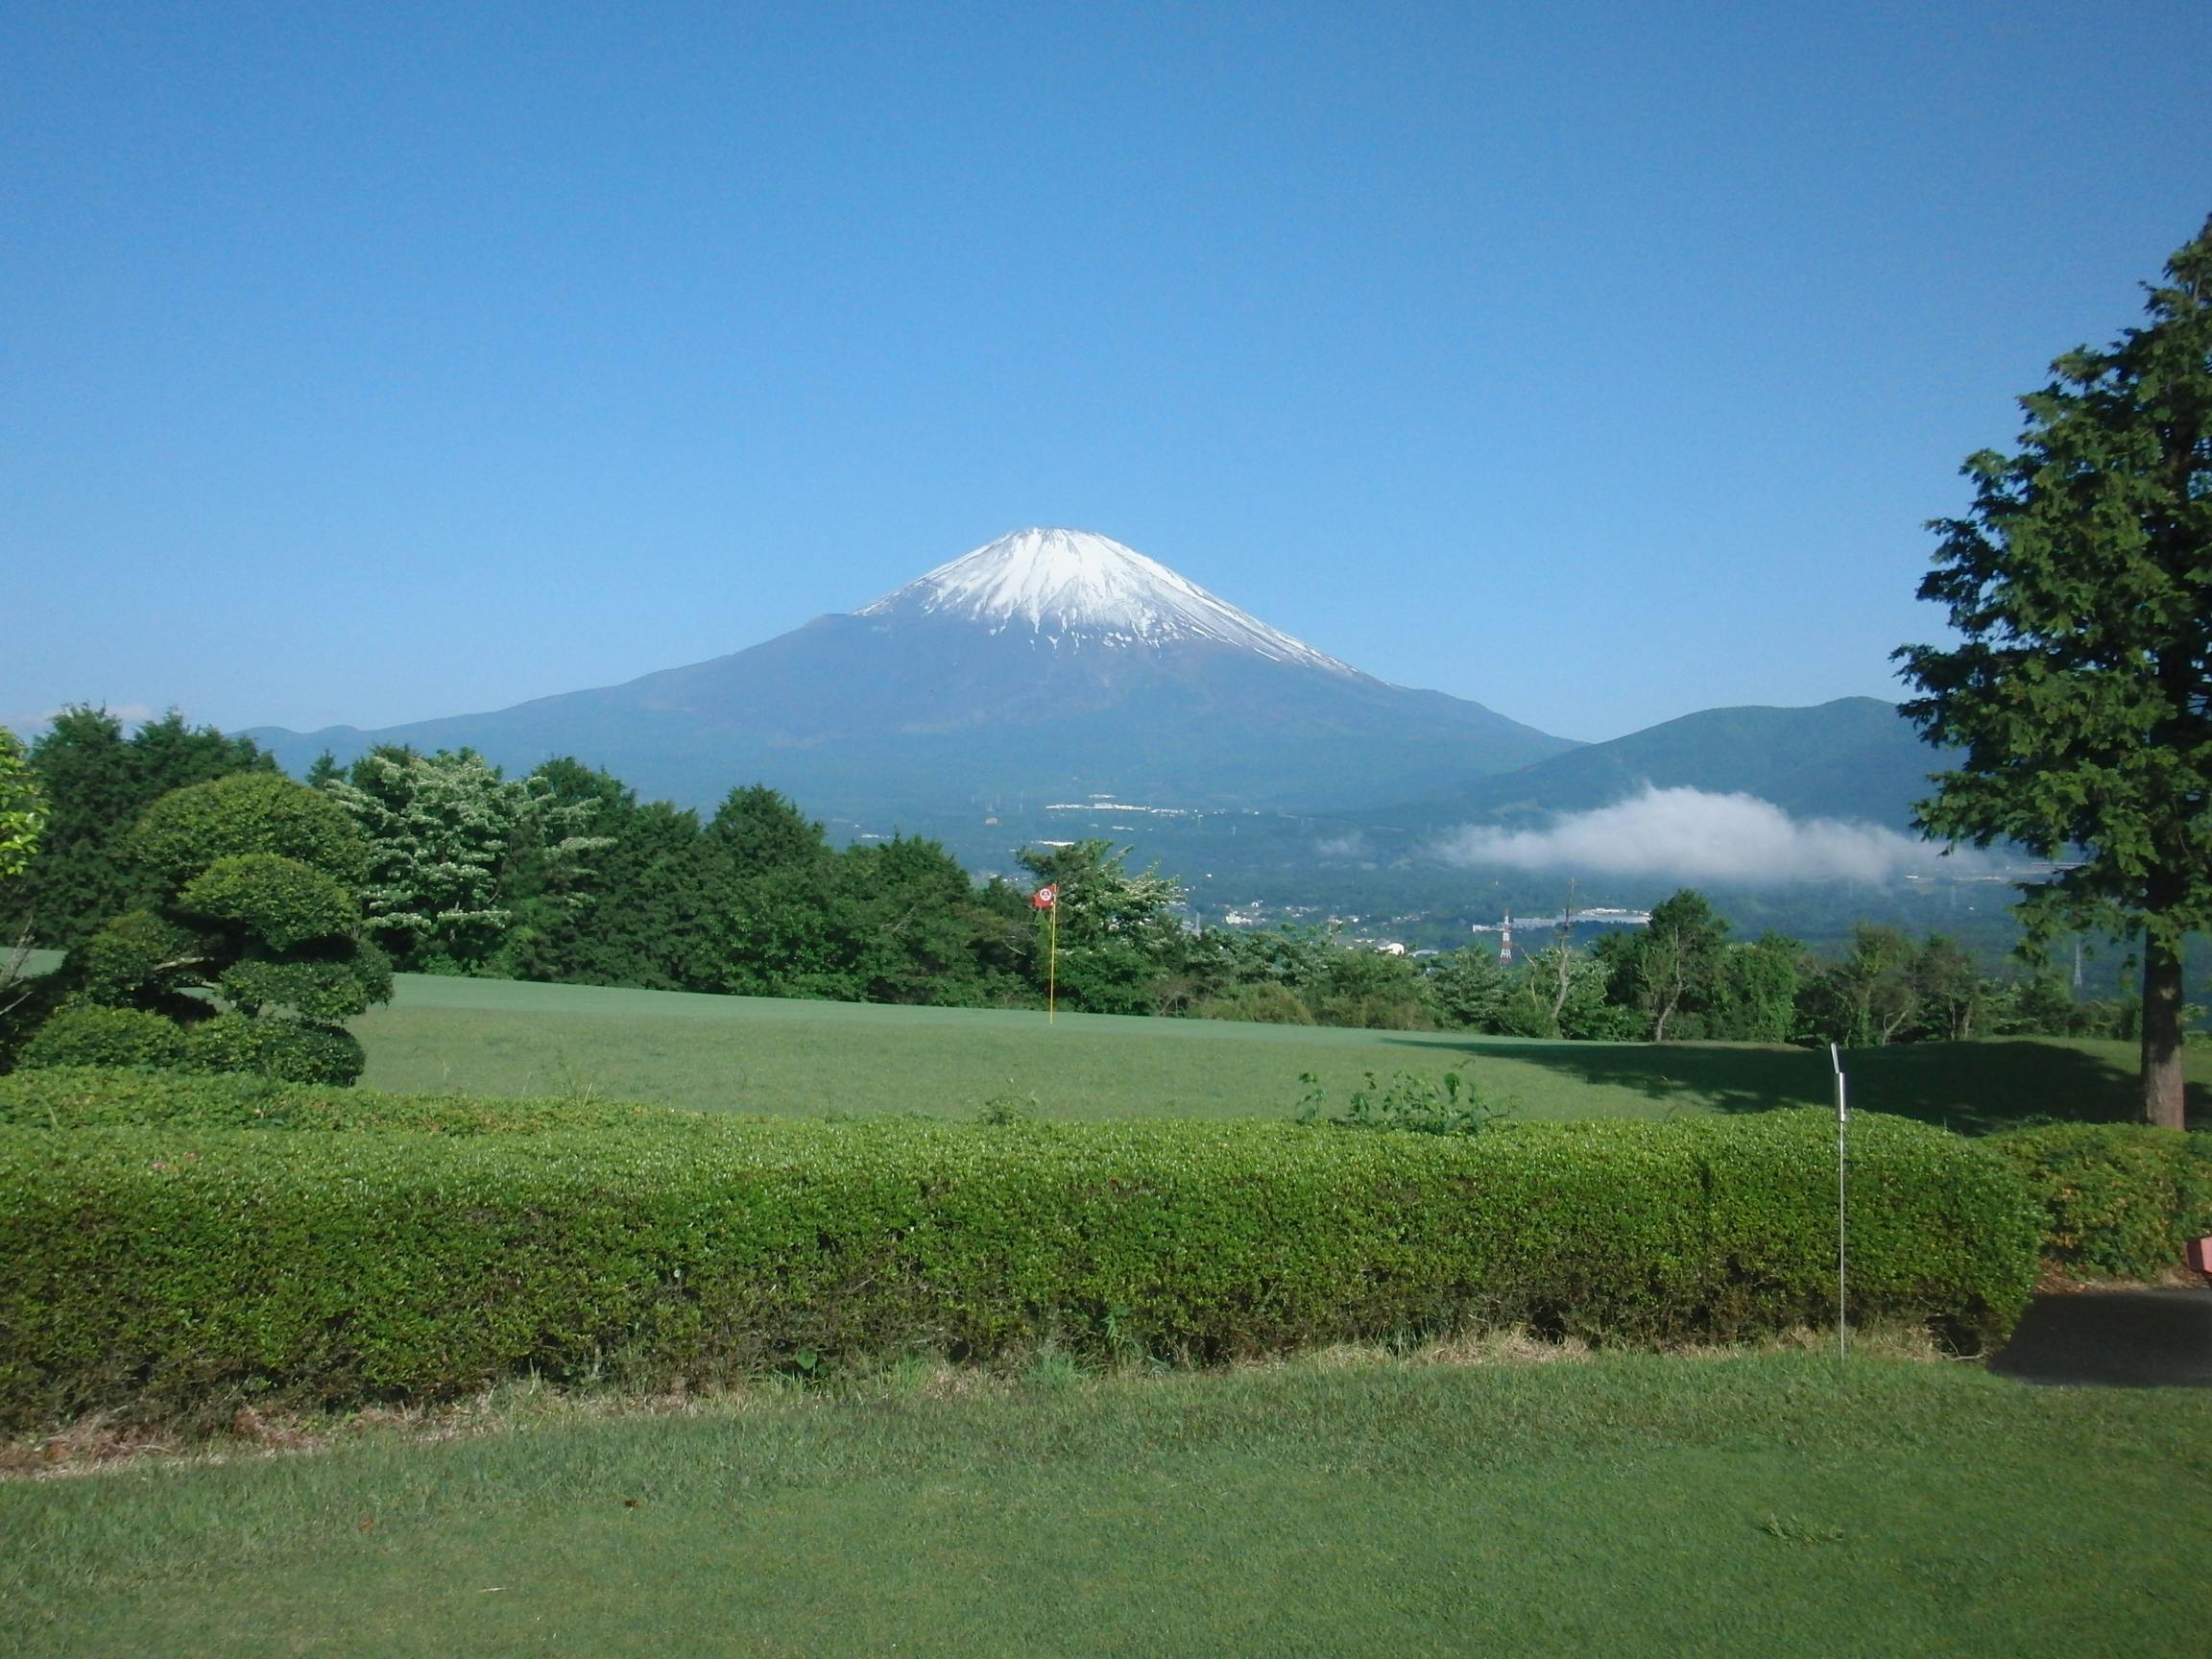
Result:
[246, 524, 1576, 833]
[857, 527, 1357, 675]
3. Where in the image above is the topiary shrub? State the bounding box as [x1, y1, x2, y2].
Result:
[22, 773, 391, 1087]
[1986, 1122, 2212, 1280]
[179, 1013, 363, 1086]
[177, 854, 359, 950]
[128, 772, 368, 894]
[18, 1003, 186, 1070]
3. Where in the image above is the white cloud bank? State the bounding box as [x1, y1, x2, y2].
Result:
[1432, 785, 1984, 885]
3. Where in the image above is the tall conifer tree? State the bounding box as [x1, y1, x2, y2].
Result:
[1897, 215, 2212, 1127]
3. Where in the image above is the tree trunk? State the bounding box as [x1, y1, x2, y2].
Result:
[2140, 938, 2187, 1130]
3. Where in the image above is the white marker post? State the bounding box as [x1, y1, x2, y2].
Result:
[1831, 1042, 1849, 1365]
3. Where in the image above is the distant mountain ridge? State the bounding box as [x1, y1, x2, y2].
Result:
[1386, 697, 1938, 833]
[245, 528, 1575, 819]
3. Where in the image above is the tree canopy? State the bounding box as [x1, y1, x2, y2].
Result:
[321, 748, 611, 974]
[4, 708, 273, 946]
[1896, 213, 2212, 1127]
[0, 729, 40, 888]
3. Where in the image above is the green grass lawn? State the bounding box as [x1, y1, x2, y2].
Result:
[352, 973, 2209, 1130]
[8, 1351, 2207, 1657]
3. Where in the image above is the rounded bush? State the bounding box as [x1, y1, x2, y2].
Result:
[177, 854, 358, 950]
[19, 1004, 186, 1070]
[70, 912, 211, 1005]
[219, 957, 379, 1022]
[248, 1021, 366, 1086]
[180, 1014, 365, 1086]
[130, 773, 369, 896]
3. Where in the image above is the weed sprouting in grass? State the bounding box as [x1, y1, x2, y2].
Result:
[1294, 1068, 1515, 1135]
[1760, 1513, 1848, 1546]
[976, 1085, 1044, 1125]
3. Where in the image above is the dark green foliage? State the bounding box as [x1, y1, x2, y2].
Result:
[21, 773, 388, 1084]
[177, 854, 360, 950]
[1194, 982, 1315, 1023]
[1424, 948, 1513, 1031]
[0, 1107, 2037, 1429]
[1017, 840, 1187, 1015]
[218, 953, 391, 1022]
[1985, 1122, 2212, 1280]
[1896, 216, 2212, 1127]
[1707, 933, 1805, 1044]
[177, 1015, 365, 1085]
[132, 773, 368, 894]
[70, 910, 212, 1009]
[1796, 925, 1923, 1047]
[7, 709, 274, 948]
[1309, 948, 1437, 1030]
[1605, 889, 1731, 1041]
[19, 1005, 186, 1070]
[508, 783, 716, 991]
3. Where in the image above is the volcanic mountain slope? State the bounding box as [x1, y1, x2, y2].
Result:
[247, 528, 1575, 818]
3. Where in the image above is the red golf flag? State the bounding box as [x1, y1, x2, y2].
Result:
[1030, 884, 1058, 909]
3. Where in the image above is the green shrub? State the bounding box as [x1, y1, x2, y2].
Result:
[1986, 1123, 2212, 1279]
[129, 773, 369, 894]
[176, 1013, 365, 1086]
[17, 1004, 185, 1070]
[0, 1066, 700, 1135]
[1194, 983, 1316, 1024]
[1296, 1070, 1514, 1135]
[176, 854, 359, 950]
[0, 1108, 2038, 1431]
[219, 952, 391, 1022]
[69, 911, 213, 1005]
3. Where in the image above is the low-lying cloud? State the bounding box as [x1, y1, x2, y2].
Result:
[1433, 785, 1983, 885]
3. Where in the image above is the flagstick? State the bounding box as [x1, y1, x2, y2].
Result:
[1047, 898, 1058, 1025]
[1831, 1043, 1848, 1368]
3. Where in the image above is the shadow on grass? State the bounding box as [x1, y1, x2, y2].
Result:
[1375, 1036, 2204, 1136]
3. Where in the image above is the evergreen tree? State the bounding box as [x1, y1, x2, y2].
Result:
[7, 708, 272, 948]
[1897, 215, 2212, 1126]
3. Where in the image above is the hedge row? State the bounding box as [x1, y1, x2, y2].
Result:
[0, 1110, 2038, 1430]
[0, 1066, 703, 1136]
[1986, 1122, 2212, 1280]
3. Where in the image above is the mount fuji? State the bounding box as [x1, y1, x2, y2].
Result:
[245, 528, 1575, 830]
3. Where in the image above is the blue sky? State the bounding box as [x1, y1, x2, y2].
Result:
[6, 2, 2208, 745]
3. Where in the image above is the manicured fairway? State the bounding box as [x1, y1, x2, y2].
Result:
[351, 973, 2201, 1129]
[7, 1352, 2207, 1657]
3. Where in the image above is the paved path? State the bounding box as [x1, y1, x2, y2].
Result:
[1989, 1287, 2212, 1388]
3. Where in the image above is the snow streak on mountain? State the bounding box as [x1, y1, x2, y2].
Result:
[859, 527, 1358, 675]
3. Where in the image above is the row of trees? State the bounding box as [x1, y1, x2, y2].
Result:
[0, 711, 2155, 1077]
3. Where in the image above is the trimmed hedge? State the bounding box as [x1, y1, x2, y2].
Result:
[0, 1066, 703, 1136]
[0, 1108, 2037, 1430]
[1986, 1123, 2212, 1280]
